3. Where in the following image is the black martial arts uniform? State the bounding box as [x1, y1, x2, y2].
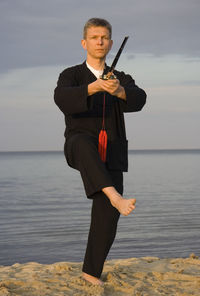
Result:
[54, 61, 146, 277]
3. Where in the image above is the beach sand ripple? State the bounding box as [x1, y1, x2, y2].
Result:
[0, 256, 200, 295]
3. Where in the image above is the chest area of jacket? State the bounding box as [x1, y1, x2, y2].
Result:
[72, 67, 120, 119]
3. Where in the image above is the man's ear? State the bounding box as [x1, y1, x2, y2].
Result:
[81, 39, 87, 50]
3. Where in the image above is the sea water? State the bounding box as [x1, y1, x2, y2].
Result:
[0, 150, 199, 265]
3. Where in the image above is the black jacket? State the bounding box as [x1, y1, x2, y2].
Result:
[54, 62, 146, 171]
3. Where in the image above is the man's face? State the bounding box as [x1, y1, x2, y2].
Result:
[81, 26, 113, 60]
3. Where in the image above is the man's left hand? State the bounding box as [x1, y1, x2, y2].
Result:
[101, 79, 126, 100]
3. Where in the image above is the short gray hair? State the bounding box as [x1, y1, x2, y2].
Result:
[83, 18, 112, 39]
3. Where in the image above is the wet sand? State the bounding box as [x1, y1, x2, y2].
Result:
[0, 255, 200, 295]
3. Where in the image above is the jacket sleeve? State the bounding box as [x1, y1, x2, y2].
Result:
[118, 72, 147, 113]
[54, 67, 91, 115]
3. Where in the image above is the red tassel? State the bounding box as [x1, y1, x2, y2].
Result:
[98, 93, 107, 162]
[98, 129, 107, 162]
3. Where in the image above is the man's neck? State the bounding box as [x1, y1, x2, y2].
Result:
[86, 57, 105, 71]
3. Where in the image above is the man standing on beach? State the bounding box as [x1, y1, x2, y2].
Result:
[54, 18, 146, 285]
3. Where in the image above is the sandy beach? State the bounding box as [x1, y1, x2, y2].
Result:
[0, 255, 200, 296]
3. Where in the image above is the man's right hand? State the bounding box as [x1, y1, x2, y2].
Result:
[88, 78, 126, 100]
[87, 79, 106, 96]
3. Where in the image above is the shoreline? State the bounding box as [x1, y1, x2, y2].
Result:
[0, 255, 200, 296]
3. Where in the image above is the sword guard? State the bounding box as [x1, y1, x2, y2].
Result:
[100, 72, 117, 80]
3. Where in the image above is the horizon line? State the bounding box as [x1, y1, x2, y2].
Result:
[0, 148, 200, 153]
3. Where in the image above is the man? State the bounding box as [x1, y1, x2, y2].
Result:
[54, 18, 146, 285]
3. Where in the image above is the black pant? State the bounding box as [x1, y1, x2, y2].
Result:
[65, 133, 123, 277]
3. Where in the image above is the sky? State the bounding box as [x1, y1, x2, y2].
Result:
[0, 0, 200, 151]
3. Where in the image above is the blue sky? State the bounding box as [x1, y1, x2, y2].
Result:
[0, 0, 200, 151]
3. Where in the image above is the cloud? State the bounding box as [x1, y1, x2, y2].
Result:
[0, 65, 64, 151]
[1, 0, 200, 74]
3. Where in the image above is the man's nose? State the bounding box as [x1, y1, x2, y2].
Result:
[97, 37, 103, 45]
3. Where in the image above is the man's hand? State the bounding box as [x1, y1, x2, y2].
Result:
[88, 78, 126, 100]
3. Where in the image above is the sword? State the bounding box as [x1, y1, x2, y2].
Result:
[101, 36, 129, 80]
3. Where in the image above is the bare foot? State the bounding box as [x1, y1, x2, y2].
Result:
[102, 187, 136, 216]
[82, 272, 103, 286]
[112, 196, 136, 216]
